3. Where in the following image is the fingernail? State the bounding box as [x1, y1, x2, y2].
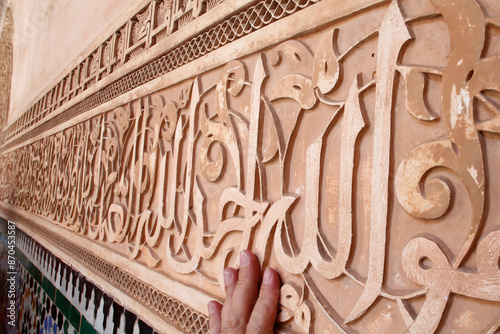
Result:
[208, 302, 216, 315]
[240, 250, 249, 267]
[263, 267, 272, 285]
[223, 269, 234, 285]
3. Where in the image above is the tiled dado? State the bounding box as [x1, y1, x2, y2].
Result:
[0, 222, 158, 334]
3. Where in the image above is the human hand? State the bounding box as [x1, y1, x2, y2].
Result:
[207, 250, 281, 334]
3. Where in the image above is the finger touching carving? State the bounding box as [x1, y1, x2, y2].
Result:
[223, 250, 260, 332]
[220, 267, 238, 332]
[247, 267, 281, 334]
[208, 251, 281, 334]
[208, 301, 223, 334]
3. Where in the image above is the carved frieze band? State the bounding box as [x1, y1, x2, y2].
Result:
[1, 0, 500, 332]
[1, 0, 320, 147]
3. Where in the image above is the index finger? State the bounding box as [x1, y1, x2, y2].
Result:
[246, 267, 281, 334]
[222, 250, 260, 332]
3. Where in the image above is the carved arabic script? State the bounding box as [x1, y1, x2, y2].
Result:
[1, 0, 500, 332]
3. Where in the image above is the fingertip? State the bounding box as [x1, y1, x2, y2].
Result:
[223, 267, 238, 296]
[262, 267, 281, 297]
[240, 249, 251, 267]
[238, 250, 260, 280]
[208, 301, 222, 334]
[208, 300, 222, 315]
[262, 267, 272, 285]
[224, 267, 236, 286]
[246, 268, 281, 333]
[239, 249, 259, 269]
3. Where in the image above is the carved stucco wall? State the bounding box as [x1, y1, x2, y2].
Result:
[1, 0, 500, 333]
[0, 2, 12, 131]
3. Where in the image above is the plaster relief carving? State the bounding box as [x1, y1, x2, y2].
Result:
[1, 0, 500, 332]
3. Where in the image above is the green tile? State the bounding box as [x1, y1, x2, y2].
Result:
[30, 264, 43, 284]
[15, 249, 29, 267]
[15, 249, 42, 284]
[80, 316, 98, 334]
[42, 276, 56, 300]
[55, 290, 82, 331]
[55, 290, 71, 317]
[69, 304, 81, 331]
[64, 319, 69, 334]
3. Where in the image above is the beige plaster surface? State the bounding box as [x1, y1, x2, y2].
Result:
[7, 0, 138, 126]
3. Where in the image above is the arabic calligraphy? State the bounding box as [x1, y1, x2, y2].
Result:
[1, 0, 500, 332]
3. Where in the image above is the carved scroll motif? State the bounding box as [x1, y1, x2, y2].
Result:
[396, 0, 487, 268]
[392, 0, 500, 331]
[1, 0, 500, 332]
[277, 282, 312, 333]
[402, 232, 500, 333]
